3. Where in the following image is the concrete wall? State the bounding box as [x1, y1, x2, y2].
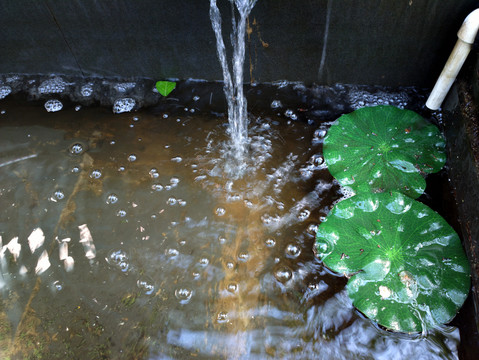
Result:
[0, 0, 478, 87]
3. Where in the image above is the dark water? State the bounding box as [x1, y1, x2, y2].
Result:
[0, 87, 465, 359]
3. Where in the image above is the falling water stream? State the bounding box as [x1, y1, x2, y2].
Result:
[209, 0, 257, 173]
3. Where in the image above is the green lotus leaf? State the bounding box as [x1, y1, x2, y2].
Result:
[315, 192, 470, 333]
[323, 106, 446, 198]
[156, 81, 176, 97]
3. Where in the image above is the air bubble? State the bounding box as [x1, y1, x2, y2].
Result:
[238, 252, 249, 262]
[106, 193, 118, 204]
[127, 154, 137, 162]
[116, 209, 127, 217]
[53, 190, 65, 201]
[228, 194, 242, 202]
[72, 166, 80, 173]
[261, 213, 280, 226]
[132, 116, 140, 122]
[52, 280, 63, 291]
[274, 266, 293, 283]
[69, 143, 84, 155]
[137, 277, 155, 295]
[265, 238, 276, 247]
[271, 100, 283, 109]
[298, 209, 311, 221]
[106, 249, 130, 272]
[309, 154, 324, 167]
[284, 109, 297, 120]
[167, 197, 177, 206]
[44, 99, 63, 112]
[216, 311, 229, 323]
[193, 95, 200, 101]
[170, 177, 180, 185]
[244, 200, 253, 208]
[75, 105, 81, 111]
[215, 207, 226, 216]
[152, 184, 164, 191]
[199, 257, 209, 266]
[175, 288, 193, 304]
[285, 244, 301, 258]
[166, 248, 179, 258]
[307, 224, 318, 235]
[313, 129, 327, 143]
[90, 169, 102, 179]
[227, 283, 238, 293]
[149, 168, 159, 178]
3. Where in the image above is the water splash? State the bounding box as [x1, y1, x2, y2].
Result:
[209, 0, 258, 165]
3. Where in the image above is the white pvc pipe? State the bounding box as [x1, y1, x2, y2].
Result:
[426, 9, 479, 110]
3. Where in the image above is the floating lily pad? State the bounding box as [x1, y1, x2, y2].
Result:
[323, 106, 446, 198]
[156, 81, 176, 97]
[315, 192, 470, 333]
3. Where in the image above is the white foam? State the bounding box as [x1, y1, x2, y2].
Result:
[44, 99, 63, 112]
[39, 77, 67, 94]
[348, 88, 409, 110]
[114, 82, 136, 93]
[0, 85, 12, 99]
[113, 98, 136, 113]
[81, 84, 94, 97]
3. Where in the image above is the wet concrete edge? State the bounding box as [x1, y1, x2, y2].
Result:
[443, 60, 479, 340]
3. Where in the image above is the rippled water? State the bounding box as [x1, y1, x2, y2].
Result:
[0, 98, 462, 359]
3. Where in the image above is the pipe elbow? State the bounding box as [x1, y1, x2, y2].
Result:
[458, 8, 479, 44]
[426, 8, 479, 110]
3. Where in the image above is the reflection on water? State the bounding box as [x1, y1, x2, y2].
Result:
[0, 99, 460, 359]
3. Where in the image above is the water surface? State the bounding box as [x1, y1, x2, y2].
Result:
[0, 98, 461, 359]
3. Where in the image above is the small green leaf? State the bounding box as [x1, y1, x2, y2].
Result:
[315, 192, 470, 333]
[155, 81, 176, 97]
[323, 106, 446, 198]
